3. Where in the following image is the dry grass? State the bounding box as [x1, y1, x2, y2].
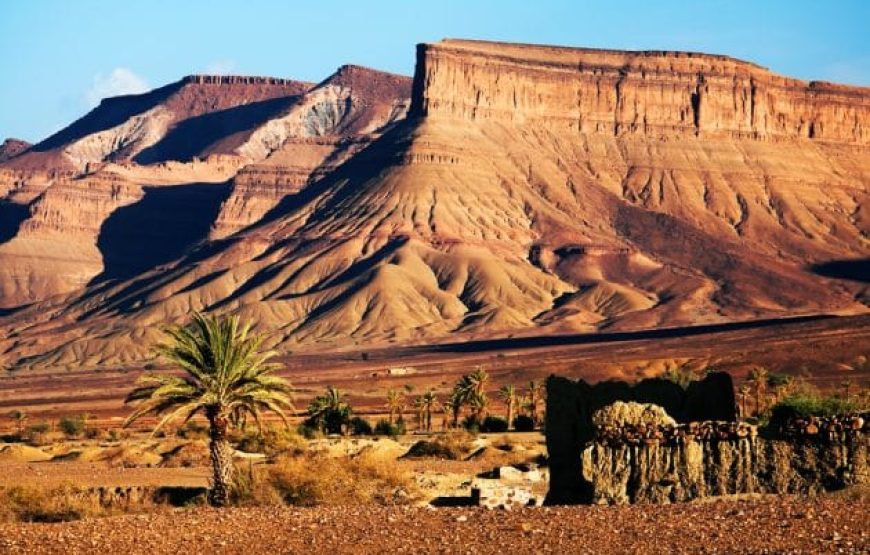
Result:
[234, 450, 420, 507]
[0, 484, 117, 523]
[403, 431, 477, 460]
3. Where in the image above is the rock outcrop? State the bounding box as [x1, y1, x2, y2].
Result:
[413, 39, 869, 143]
[0, 139, 31, 163]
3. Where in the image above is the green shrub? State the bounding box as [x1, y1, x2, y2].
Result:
[58, 416, 86, 438]
[27, 422, 51, 435]
[479, 416, 509, 433]
[349, 417, 373, 436]
[461, 416, 480, 433]
[512, 415, 535, 432]
[373, 419, 405, 437]
[767, 394, 860, 431]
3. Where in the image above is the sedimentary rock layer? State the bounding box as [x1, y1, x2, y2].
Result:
[413, 39, 870, 143]
[0, 39, 867, 371]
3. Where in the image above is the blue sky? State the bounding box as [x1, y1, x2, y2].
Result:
[1, 0, 868, 142]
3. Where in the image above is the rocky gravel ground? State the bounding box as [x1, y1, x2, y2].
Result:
[0, 497, 867, 554]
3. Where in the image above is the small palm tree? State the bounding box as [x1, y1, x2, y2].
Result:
[457, 367, 490, 422]
[124, 313, 294, 507]
[747, 367, 769, 416]
[468, 392, 489, 422]
[527, 380, 544, 424]
[8, 410, 28, 434]
[307, 386, 351, 435]
[417, 390, 439, 432]
[738, 384, 751, 419]
[498, 385, 517, 429]
[385, 389, 405, 426]
[444, 391, 463, 429]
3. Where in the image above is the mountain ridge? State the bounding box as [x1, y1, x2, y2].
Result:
[0, 39, 866, 372]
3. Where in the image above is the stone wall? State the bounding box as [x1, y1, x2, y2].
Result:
[580, 432, 867, 504]
[544, 373, 736, 504]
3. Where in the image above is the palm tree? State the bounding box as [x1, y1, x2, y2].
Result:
[124, 313, 294, 507]
[8, 410, 27, 434]
[498, 385, 517, 429]
[738, 384, 751, 419]
[417, 390, 439, 432]
[444, 391, 463, 429]
[307, 386, 351, 435]
[439, 399, 452, 430]
[411, 396, 424, 430]
[468, 392, 489, 422]
[527, 380, 544, 425]
[385, 389, 404, 426]
[457, 367, 490, 421]
[747, 367, 769, 416]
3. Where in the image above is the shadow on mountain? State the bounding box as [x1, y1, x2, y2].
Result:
[0, 201, 29, 243]
[32, 82, 184, 151]
[134, 95, 303, 164]
[420, 315, 831, 354]
[810, 259, 870, 283]
[90, 182, 231, 284]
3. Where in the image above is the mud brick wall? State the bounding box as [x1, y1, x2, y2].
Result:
[545, 372, 736, 504]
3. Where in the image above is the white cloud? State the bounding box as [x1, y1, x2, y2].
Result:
[85, 68, 150, 107]
[205, 59, 237, 75]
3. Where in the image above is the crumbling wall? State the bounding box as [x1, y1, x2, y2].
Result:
[580, 433, 867, 504]
[545, 373, 736, 504]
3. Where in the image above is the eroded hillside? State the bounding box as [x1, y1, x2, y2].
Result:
[0, 39, 867, 371]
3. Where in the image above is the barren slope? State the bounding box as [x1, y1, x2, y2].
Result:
[0, 39, 867, 371]
[0, 68, 411, 308]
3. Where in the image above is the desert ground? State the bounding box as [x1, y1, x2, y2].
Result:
[2, 314, 867, 424]
[0, 426, 868, 554]
[1, 498, 868, 554]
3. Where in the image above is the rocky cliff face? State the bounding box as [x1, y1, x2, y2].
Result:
[413, 39, 869, 143]
[0, 40, 867, 371]
[0, 139, 31, 163]
[210, 65, 411, 238]
[580, 433, 868, 504]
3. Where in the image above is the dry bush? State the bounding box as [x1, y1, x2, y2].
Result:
[235, 425, 304, 456]
[403, 430, 476, 460]
[160, 441, 210, 468]
[234, 451, 419, 507]
[0, 485, 102, 523]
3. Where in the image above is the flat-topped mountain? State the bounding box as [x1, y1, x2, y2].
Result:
[0, 39, 867, 371]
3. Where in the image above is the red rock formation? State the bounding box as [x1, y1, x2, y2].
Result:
[412, 39, 869, 143]
[0, 139, 31, 163]
[0, 39, 866, 371]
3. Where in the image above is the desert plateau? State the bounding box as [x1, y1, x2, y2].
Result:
[0, 2, 868, 553]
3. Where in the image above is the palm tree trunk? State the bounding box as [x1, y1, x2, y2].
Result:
[507, 401, 514, 430]
[207, 407, 234, 507]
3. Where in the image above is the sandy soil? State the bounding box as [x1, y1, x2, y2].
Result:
[0, 462, 209, 488]
[0, 497, 867, 554]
